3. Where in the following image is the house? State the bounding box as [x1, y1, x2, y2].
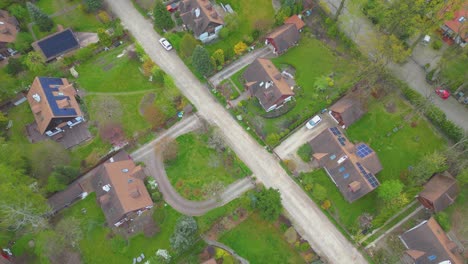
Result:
[179, 0, 224, 43]
[265, 15, 305, 54]
[441, 3, 468, 47]
[417, 172, 458, 213]
[242, 58, 295, 112]
[93, 158, 153, 227]
[399, 217, 463, 264]
[32, 28, 80, 62]
[27, 77, 84, 137]
[329, 96, 366, 128]
[0, 10, 19, 57]
[309, 127, 382, 202]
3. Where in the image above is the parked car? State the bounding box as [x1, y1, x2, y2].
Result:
[166, 2, 179, 12]
[159, 38, 172, 51]
[435, 87, 450, 100]
[306, 115, 322, 129]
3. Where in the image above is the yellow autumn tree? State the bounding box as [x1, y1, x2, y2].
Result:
[234, 41, 248, 55]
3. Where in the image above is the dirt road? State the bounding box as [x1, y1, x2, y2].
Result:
[106, 1, 368, 262]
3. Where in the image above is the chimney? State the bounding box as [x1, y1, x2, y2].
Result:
[274, 73, 281, 80]
[130, 188, 141, 198]
[348, 181, 361, 192]
[210, 12, 218, 19]
[205, 3, 212, 10]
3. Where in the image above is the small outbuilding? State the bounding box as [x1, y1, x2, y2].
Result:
[417, 172, 458, 213]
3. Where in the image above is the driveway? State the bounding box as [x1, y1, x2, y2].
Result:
[274, 114, 334, 159]
[209, 46, 273, 86]
[106, 1, 368, 263]
[320, 0, 468, 131]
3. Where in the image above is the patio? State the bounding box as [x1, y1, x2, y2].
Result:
[26, 121, 92, 149]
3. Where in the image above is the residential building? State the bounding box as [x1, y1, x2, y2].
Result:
[417, 172, 458, 213]
[309, 127, 382, 202]
[329, 96, 366, 128]
[242, 58, 295, 112]
[27, 77, 84, 137]
[32, 28, 80, 62]
[0, 10, 19, 57]
[93, 158, 153, 227]
[265, 15, 305, 54]
[441, 3, 467, 47]
[179, 0, 224, 43]
[400, 217, 463, 264]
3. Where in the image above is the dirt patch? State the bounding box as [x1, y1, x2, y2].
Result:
[139, 92, 156, 115]
[385, 102, 396, 113]
[204, 207, 249, 240]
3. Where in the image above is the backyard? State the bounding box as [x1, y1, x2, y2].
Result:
[165, 131, 251, 200]
[233, 36, 356, 142]
[298, 94, 446, 232]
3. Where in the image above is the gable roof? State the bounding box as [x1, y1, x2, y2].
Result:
[242, 58, 294, 111]
[418, 172, 458, 213]
[266, 23, 300, 53]
[309, 127, 382, 202]
[330, 96, 366, 127]
[32, 28, 79, 61]
[179, 0, 224, 37]
[96, 159, 152, 226]
[285, 15, 306, 30]
[400, 217, 463, 264]
[444, 3, 468, 42]
[0, 10, 19, 44]
[27, 77, 83, 134]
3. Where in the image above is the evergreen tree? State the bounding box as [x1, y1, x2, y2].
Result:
[191, 45, 213, 76]
[27, 2, 53, 32]
[84, 0, 103, 13]
[153, 0, 175, 31]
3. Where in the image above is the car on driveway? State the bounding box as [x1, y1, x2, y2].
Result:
[435, 87, 450, 100]
[306, 115, 322, 129]
[159, 38, 172, 51]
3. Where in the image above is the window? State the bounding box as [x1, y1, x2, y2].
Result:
[343, 173, 350, 179]
[458, 16, 465, 23]
[330, 154, 336, 160]
[339, 166, 345, 172]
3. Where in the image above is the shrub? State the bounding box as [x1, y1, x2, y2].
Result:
[431, 39, 442, 50]
[265, 133, 280, 146]
[297, 144, 312, 162]
[434, 212, 451, 231]
[97, 11, 110, 23]
[321, 200, 331, 210]
[312, 184, 327, 201]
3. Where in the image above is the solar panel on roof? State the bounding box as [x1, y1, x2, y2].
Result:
[38, 77, 78, 117]
[330, 127, 341, 136]
[356, 144, 373, 158]
[37, 29, 79, 59]
[356, 162, 379, 188]
[343, 173, 349, 179]
[338, 137, 346, 146]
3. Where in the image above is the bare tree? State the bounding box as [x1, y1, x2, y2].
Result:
[0, 201, 49, 231]
[334, 0, 346, 20]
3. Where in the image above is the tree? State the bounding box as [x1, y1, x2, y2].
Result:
[410, 151, 447, 186]
[5, 57, 25, 75]
[27, 2, 53, 32]
[153, 0, 174, 31]
[144, 105, 166, 129]
[254, 188, 282, 221]
[457, 169, 468, 186]
[265, 133, 280, 146]
[312, 184, 327, 201]
[377, 34, 411, 63]
[55, 217, 83, 248]
[8, 4, 29, 22]
[377, 180, 403, 201]
[142, 59, 156, 76]
[192, 45, 213, 76]
[9, 32, 33, 53]
[24, 51, 45, 72]
[233, 41, 247, 55]
[224, 13, 239, 31]
[97, 28, 112, 47]
[84, 0, 103, 13]
[297, 143, 313, 162]
[179, 33, 198, 58]
[170, 216, 198, 252]
[334, 0, 347, 20]
[29, 140, 70, 183]
[212, 49, 224, 66]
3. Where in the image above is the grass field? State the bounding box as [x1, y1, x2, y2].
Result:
[299, 95, 446, 230]
[165, 132, 251, 201]
[220, 213, 305, 264]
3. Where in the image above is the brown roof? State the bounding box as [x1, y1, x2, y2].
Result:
[309, 127, 382, 202]
[242, 58, 294, 111]
[266, 23, 300, 54]
[444, 3, 468, 42]
[418, 172, 458, 212]
[95, 159, 152, 226]
[400, 217, 463, 264]
[330, 96, 366, 127]
[27, 77, 83, 134]
[285, 15, 306, 30]
[0, 10, 19, 44]
[179, 0, 224, 37]
[202, 258, 217, 264]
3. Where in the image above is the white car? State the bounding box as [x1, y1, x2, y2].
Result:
[159, 38, 172, 51]
[306, 115, 322, 129]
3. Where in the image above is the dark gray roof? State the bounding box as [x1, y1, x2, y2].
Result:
[35, 29, 79, 61]
[179, 0, 223, 37]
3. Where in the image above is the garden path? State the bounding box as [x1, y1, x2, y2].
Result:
[203, 237, 250, 264]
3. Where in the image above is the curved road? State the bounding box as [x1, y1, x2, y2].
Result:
[107, 1, 367, 263]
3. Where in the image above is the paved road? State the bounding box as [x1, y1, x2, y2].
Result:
[321, 0, 468, 131]
[274, 114, 334, 159]
[106, 1, 367, 263]
[209, 46, 272, 86]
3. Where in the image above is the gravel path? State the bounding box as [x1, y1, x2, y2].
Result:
[106, 1, 368, 263]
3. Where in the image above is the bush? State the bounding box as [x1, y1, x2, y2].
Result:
[297, 144, 312, 162]
[431, 39, 442, 50]
[265, 133, 280, 146]
[434, 212, 451, 231]
[97, 11, 110, 24]
[5, 57, 25, 75]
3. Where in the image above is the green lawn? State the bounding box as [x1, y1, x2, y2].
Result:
[165, 132, 251, 201]
[205, 0, 275, 54]
[236, 37, 355, 139]
[220, 213, 305, 264]
[300, 95, 446, 230]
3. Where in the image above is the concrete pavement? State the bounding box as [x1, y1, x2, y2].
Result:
[106, 0, 368, 263]
[320, 0, 468, 131]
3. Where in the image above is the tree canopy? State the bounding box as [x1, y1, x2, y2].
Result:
[253, 187, 282, 221]
[27, 2, 53, 32]
[153, 0, 175, 31]
[192, 45, 213, 76]
[170, 216, 198, 252]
